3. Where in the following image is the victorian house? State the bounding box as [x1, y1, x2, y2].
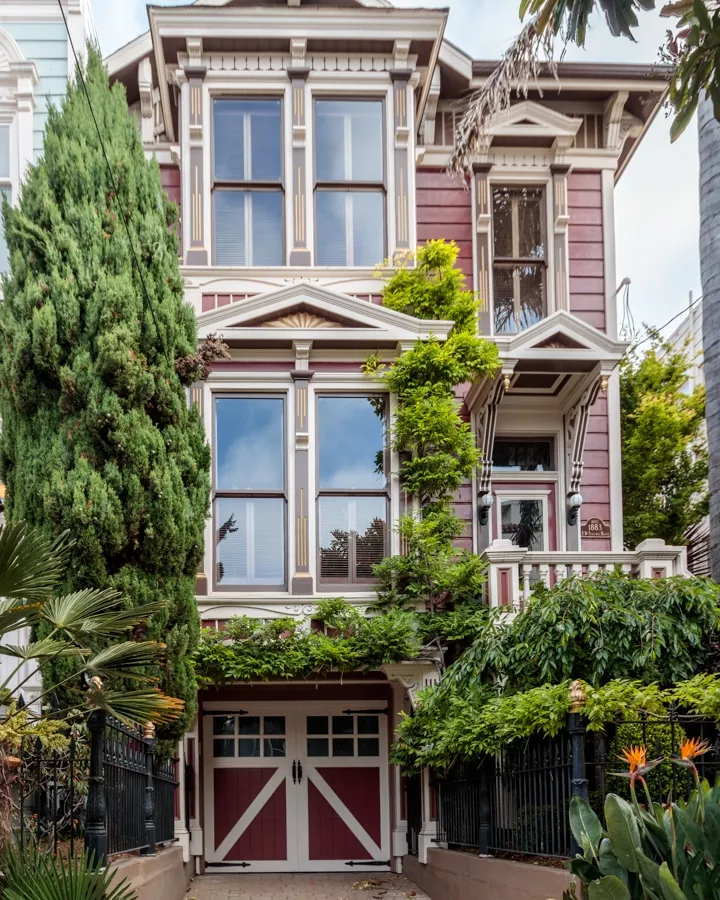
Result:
[29, 0, 686, 879]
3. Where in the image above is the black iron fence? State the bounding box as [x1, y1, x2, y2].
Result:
[18, 712, 178, 864]
[427, 710, 720, 861]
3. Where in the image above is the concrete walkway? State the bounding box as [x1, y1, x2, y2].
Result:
[183, 873, 430, 900]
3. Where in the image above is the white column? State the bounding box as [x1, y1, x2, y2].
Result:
[390, 681, 408, 873]
[174, 738, 190, 863]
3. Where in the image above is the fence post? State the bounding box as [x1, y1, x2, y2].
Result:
[478, 759, 492, 855]
[568, 680, 589, 857]
[142, 723, 156, 856]
[85, 709, 108, 866]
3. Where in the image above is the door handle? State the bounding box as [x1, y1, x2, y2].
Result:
[292, 760, 297, 784]
[297, 760, 303, 784]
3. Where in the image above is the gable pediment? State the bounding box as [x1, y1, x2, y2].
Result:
[489, 100, 582, 141]
[196, 281, 454, 345]
[496, 310, 627, 360]
[532, 332, 589, 350]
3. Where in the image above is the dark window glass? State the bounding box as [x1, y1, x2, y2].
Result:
[216, 398, 284, 491]
[358, 738, 380, 757]
[238, 738, 261, 757]
[500, 499, 546, 551]
[307, 716, 328, 735]
[239, 716, 261, 735]
[263, 738, 286, 757]
[307, 738, 329, 757]
[213, 716, 235, 736]
[333, 738, 354, 757]
[318, 397, 385, 490]
[264, 716, 286, 735]
[492, 187, 546, 334]
[493, 440, 553, 472]
[213, 739, 235, 758]
[332, 716, 354, 735]
[357, 716, 379, 735]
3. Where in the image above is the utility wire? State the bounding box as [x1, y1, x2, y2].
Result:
[56, 1, 172, 366]
[632, 293, 702, 350]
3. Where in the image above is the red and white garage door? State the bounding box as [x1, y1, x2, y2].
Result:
[203, 701, 390, 873]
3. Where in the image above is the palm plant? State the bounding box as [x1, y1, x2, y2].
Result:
[0, 846, 137, 900]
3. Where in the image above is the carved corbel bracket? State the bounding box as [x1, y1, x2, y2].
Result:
[565, 373, 607, 496]
[381, 658, 442, 710]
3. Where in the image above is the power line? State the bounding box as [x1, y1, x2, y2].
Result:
[632, 293, 702, 350]
[55, 1, 172, 366]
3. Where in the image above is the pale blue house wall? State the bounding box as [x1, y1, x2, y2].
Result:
[3, 21, 68, 159]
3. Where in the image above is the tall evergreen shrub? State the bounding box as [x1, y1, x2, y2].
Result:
[0, 49, 209, 744]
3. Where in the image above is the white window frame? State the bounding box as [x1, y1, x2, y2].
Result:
[488, 171, 555, 336]
[494, 488, 551, 552]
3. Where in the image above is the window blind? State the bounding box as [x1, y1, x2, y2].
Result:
[216, 498, 285, 585]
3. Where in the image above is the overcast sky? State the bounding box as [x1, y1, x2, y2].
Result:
[91, 0, 700, 335]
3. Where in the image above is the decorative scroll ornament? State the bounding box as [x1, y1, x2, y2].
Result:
[261, 311, 342, 329]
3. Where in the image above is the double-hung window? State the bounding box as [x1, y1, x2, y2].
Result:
[492, 187, 546, 334]
[317, 396, 387, 584]
[314, 100, 385, 267]
[214, 397, 286, 588]
[213, 99, 284, 266]
[0, 125, 12, 274]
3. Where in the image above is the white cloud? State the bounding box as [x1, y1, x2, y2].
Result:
[94, 0, 699, 332]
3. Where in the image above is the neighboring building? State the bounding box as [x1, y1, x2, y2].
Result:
[0, 0, 95, 701]
[97, 0, 687, 877]
[665, 295, 709, 575]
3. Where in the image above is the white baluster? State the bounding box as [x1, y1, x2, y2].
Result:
[522, 565, 531, 604]
[538, 564, 550, 587]
[588, 564, 599, 574]
[621, 564, 632, 576]
[555, 563, 568, 582]
[569, 563, 582, 578]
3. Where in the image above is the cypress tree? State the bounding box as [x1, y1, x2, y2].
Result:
[0, 49, 210, 745]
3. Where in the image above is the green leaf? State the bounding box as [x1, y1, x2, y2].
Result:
[570, 795, 603, 858]
[598, 839, 628, 883]
[588, 876, 632, 900]
[605, 795, 642, 873]
[0, 523, 68, 602]
[670, 94, 700, 142]
[657, 862, 686, 900]
[694, 0, 712, 32]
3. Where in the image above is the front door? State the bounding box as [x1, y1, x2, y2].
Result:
[204, 702, 390, 873]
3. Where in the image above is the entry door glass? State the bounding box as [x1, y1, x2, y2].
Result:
[500, 498, 546, 550]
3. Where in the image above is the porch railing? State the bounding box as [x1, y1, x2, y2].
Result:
[483, 538, 690, 608]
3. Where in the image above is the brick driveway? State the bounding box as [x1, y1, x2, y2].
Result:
[183, 873, 430, 900]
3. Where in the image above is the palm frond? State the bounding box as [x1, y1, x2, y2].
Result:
[73, 601, 166, 637]
[0, 523, 69, 602]
[86, 686, 184, 726]
[0, 637, 87, 660]
[41, 588, 122, 631]
[86, 641, 167, 678]
[0, 596, 43, 634]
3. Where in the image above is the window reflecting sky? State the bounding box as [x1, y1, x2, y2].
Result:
[216, 398, 284, 491]
[318, 396, 385, 489]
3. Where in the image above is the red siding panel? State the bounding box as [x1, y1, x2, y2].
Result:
[214, 768, 287, 862]
[581, 394, 611, 549]
[308, 781, 369, 860]
[415, 168, 473, 283]
[568, 172, 605, 332]
[316, 768, 381, 846]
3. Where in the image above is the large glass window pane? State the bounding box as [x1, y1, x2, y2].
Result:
[214, 100, 281, 181]
[318, 495, 386, 582]
[351, 192, 384, 267]
[0, 186, 10, 275]
[316, 190, 347, 266]
[492, 187, 544, 259]
[492, 264, 545, 334]
[316, 100, 383, 182]
[500, 499, 546, 550]
[0, 127, 9, 179]
[213, 716, 235, 736]
[318, 397, 385, 490]
[214, 191, 282, 266]
[216, 497, 285, 585]
[216, 398, 284, 491]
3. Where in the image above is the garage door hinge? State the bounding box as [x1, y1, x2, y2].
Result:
[345, 860, 391, 867]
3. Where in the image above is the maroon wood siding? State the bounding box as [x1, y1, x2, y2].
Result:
[160, 164, 181, 252]
[581, 394, 611, 550]
[416, 168, 473, 284]
[568, 172, 605, 332]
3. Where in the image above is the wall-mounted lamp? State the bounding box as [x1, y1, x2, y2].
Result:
[478, 492, 494, 526]
[567, 492, 583, 527]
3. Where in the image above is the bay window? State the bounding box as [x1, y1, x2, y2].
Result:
[214, 396, 286, 588]
[213, 99, 283, 266]
[314, 100, 385, 267]
[0, 126, 11, 274]
[317, 396, 387, 584]
[492, 186, 546, 334]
